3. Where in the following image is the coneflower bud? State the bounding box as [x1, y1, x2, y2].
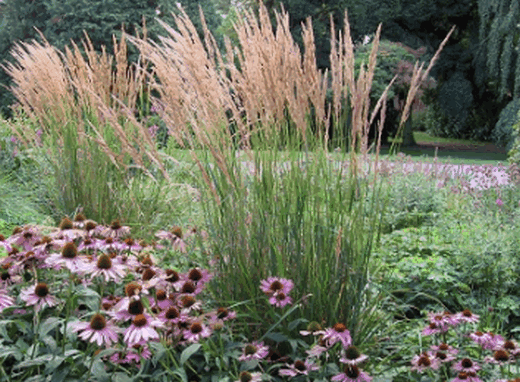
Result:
[61, 242, 78, 258]
[125, 282, 141, 297]
[110, 220, 122, 230]
[170, 226, 183, 238]
[74, 212, 86, 222]
[97, 254, 112, 270]
[35, 283, 49, 297]
[59, 217, 73, 230]
[90, 313, 107, 330]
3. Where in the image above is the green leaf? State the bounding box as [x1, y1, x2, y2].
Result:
[180, 343, 201, 365]
[263, 332, 288, 343]
[173, 368, 188, 382]
[113, 372, 134, 382]
[91, 359, 110, 382]
[39, 317, 62, 337]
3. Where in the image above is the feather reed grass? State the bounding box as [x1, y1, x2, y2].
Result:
[4, 1, 452, 344]
[3, 30, 172, 230]
[124, 2, 452, 343]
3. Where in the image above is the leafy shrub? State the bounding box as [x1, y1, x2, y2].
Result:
[492, 97, 520, 151]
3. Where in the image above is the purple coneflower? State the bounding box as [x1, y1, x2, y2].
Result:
[102, 220, 131, 239]
[183, 321, 212, 343]
[484, 349, 511, 365]
[260, 277, 293, 296]
[453, 358, 480, 374]
[451, 371, 482, 382]
[113, 298, 145, 321]
[45, 242, 86, 273]
[340, 346, 369, 365]
[422, 322, 442, 336]
[430, 343, 458, 363]
[110, 341, 152, 366]
[268, 291, 293, 308]
[87, 254, 127, 282]
[321, 323, 352, 348]
[20, 282, 58, 312]
[7, 225, 40, 250]
[305, 344, 329, 358]
[427, 312, 455, 332]
[278, 359, 319, 377]
[208, 307, 237, 322]
[178, 295, 202, 314]
[238, 341, 269, 361]
[411, 352, 440, 372]
[234, 371, 263, 382]
[151, 289, 172, 311]
[71, 313, 119, 347]
[332, 365, 372, 382]
[123, 313, 162, 346]
[455, 309, 480, 324]
[155, 227, 187, 253]
[117, 237, 142, 253]
[159, 305, 186, 325]
[497, 339, 520, 357]
[185, 267, 212, 286]
[300, 321, 324, 336]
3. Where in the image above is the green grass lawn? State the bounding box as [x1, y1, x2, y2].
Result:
[382, 131, 509, 165]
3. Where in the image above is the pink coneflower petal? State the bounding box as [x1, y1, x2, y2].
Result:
[71, 313, 119, 347]
[452, 358, 480, 374]
[260, 277, 293, 296]
[20, 283, 58, 313]
[86, 254, 127, 283]
[234, 371, 262, 382]
[331, 365, 372, 382]
[268, 291, 293, 308]
[0, 289, 14, 313]
[340, 346, 369, 365]
[238, 341, 269, 361]
[455, 309, 480, 324]
[183, 321, 212, 343]
[322, 323, 352, 348]
[451, 371, 482, 382]
[278, 359, 319, 377]
[411, 352, 440, 372]
[123, 314, 162, 346]
[208, 307, 237, 323]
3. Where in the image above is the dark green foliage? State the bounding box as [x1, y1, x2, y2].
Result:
[0, 0, 222, 118]
[478, 0, 520, 99]
[492, 97, 520, 150]
[425, 71, 474, 138]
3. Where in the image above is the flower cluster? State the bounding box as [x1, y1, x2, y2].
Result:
[411, 309, 520, 381]
[260, 276, 294, 308]
[0, 216, 233, 368]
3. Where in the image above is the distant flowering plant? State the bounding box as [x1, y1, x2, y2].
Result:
[409, 309, 520, 381]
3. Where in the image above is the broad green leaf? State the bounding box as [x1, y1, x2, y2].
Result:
[180, 343, 201, 365]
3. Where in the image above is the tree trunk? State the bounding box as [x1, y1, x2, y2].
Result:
[401, 113, 416, 146]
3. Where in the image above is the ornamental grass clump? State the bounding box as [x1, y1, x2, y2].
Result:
[3, 30, 170, 228]
[127, 2, 452, 345]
